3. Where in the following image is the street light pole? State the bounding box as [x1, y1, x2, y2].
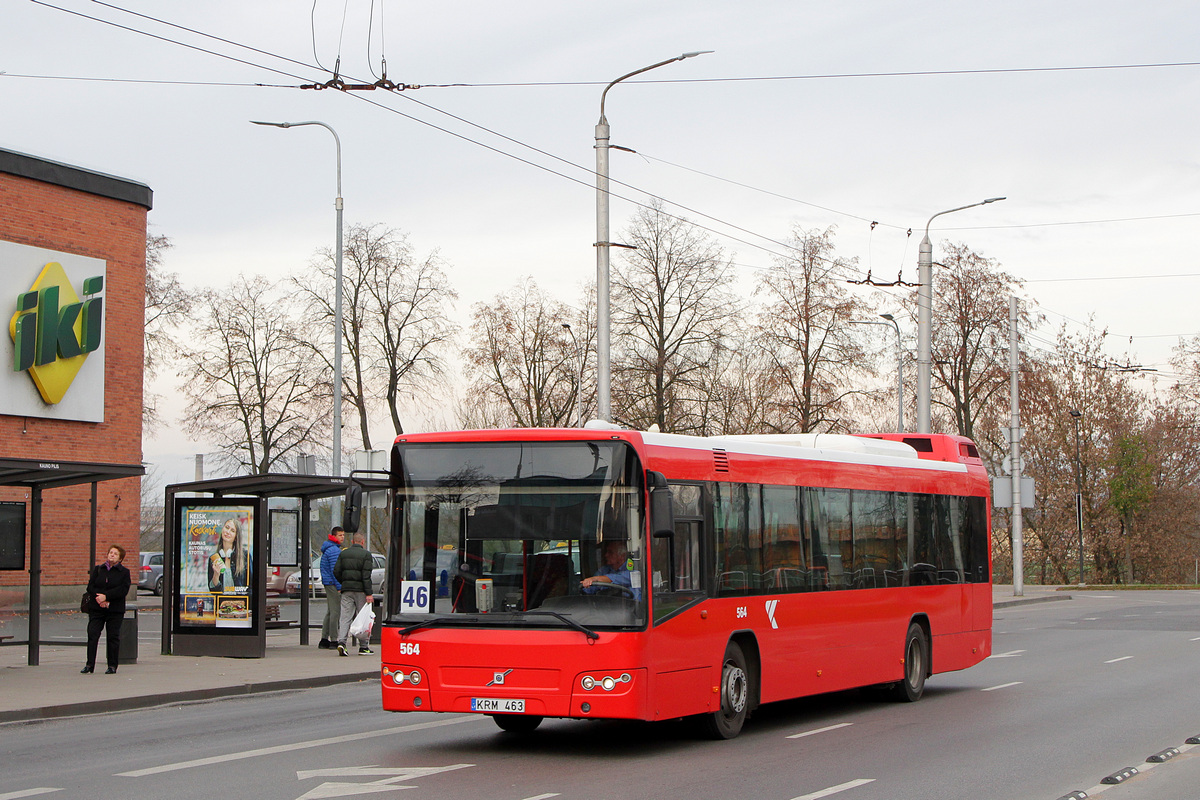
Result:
[849, 316, 905, 432]
[562, 323, 584, 427]
[880, 313, 904, 433]
[1069, 408, 1084, 584]
[915, 197, 1006, 433]
[251, 120, 344, 474]
[595, 50, 711, 422]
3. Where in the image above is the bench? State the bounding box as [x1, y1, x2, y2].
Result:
[264, 603, 296, 629]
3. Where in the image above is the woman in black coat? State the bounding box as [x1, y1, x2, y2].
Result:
[83, 544, 131, 674]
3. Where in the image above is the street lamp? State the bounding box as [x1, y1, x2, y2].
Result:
[251, 120, 344, 474]
[850, 315, 905, 432]
[595, 50, 712, 422]
[915, 197, 1006, 433]
[1069, 408, 1084, 585]
[562, 323, 584, 427]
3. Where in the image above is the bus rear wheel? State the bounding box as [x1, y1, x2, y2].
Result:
[701, 641, 750, 739]
[492, 714, 543, 733]
[891, 622, 928, 702]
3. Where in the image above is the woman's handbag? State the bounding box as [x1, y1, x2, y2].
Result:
[80, 592, 94, 613]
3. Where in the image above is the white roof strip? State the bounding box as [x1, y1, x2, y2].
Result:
[641, 431, 966, 474]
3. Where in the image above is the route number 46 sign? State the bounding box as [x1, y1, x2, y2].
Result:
[399, 581, 432, 614]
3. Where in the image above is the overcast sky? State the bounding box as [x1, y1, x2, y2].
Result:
[4, 0, 1199, 481]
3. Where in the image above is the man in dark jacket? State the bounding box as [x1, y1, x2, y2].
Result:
[333, 532, 374, 656]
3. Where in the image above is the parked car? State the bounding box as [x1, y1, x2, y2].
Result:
[138, 551, 164, 596]
[284, 554, 386, 597]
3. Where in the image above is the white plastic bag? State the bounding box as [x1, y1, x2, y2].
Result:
[348, 602, 375, 639]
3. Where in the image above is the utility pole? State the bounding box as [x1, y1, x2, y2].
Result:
[1008, 296, 1024, 596]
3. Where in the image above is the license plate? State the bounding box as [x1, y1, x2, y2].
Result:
[471, 697, 525, 713]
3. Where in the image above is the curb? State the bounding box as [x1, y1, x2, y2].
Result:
[0, 670, 378, 725]
[994, 593, 1071, 609]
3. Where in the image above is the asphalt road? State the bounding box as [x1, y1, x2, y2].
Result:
[2, 590, 1198, 800]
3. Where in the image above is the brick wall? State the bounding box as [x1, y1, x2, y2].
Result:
[0, 168, 148, 601]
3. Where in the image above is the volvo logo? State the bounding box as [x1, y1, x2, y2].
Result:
[486, 669, 513, 686]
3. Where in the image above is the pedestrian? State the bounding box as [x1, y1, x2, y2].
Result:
[318, 526, 345, 649]
[82, 544, 131, 675]
[333, 532, 374, 656]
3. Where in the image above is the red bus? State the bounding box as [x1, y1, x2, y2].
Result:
[361, 426, 991, 738]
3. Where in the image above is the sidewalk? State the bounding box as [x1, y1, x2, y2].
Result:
[0, 586, 1068, 724]
[0, 603, 378, 725]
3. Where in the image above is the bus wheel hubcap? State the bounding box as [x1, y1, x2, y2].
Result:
[724, 665, 747, 714]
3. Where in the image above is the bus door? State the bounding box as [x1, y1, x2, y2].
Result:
[650, 482, 705, 620]
[649, 482, 710, 720]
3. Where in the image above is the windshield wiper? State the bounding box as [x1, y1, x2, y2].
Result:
[398, 616, 481, 636]
[521, 610, 600, 640]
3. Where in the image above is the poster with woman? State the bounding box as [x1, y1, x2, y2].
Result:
[178, 504, 255, 629]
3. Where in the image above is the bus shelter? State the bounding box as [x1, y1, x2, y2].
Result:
[0, 457, 145, 666]
[162, 473, 389, 658]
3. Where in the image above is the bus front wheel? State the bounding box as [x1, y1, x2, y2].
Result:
[700, 641, 750, 739]
[492, 714, 543, 733]
[891, 622, 928, 702]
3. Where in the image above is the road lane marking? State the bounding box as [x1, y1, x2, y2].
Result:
[295, 764, 473, 800]
[787, 722, 853, 739]
[1190, 637, 1200, 642]
[791, 778, 875, 799]
[521, 795, 561, 800]
[116, 716, 484, 777]
[1104, 656, 1134, 664]
[982, 682, 1023, 692]
[297, 766, 471, 780]
[0, 790, 62, 800]
[986, 649, 1026, 659]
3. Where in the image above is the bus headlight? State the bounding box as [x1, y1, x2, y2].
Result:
[580, 673, 632, 692]
[386, 668, 423, 686]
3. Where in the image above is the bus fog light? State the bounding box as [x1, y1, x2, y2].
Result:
[391, 671, 406, 685]
[409, 671, 422, 685]
[620, 673, 631, 683]
[601, 676, 616, 691]
[581, 676, 595, 691]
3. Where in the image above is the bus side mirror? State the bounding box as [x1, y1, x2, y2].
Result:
[647, 470, 675, 539]
[343, 484, 363, 533]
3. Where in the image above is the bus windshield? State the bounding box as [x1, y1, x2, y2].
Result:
[390, 440, 647, 630]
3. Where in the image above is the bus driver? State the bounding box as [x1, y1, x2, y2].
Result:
[581, 540, 638, 597]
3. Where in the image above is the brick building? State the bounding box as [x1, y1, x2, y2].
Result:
[0, 147, 152, 606]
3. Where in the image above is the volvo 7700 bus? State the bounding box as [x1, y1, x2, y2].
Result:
[356, 426, 991, 739]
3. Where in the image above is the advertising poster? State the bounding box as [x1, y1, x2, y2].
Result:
[178, 504, 255, 629]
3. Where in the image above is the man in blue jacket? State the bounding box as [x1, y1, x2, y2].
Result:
[318, 527, 344, 649]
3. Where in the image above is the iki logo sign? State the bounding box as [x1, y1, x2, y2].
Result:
[9, 262, 104, 404]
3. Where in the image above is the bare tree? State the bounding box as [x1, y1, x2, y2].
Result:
[921, 242, 1037, 439]
[464, 277, 586, 428]
[754, 226, 870, 433]
[143, 233, 191, 430]
[611, 201, 740, 433]
[178, 276, 330, 475]
[294, 224, 457, 448]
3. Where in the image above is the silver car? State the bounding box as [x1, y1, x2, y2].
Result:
[284, 554, 386, 597]
[138, 551, 164, 596]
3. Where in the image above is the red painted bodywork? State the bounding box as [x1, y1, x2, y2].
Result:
[379, 428, 992, 721]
